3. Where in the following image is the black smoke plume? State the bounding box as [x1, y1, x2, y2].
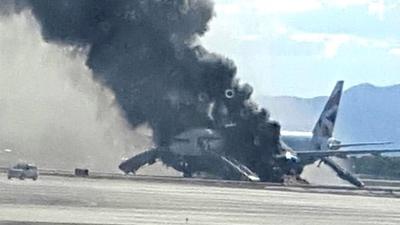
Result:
[2, 0, 283, 180]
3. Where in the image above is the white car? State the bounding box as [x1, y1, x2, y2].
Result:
[7, 163, 38, 180]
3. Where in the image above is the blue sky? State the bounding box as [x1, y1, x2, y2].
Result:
[201, 0, 400, 97]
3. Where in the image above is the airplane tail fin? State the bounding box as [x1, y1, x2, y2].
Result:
[312, 81, 344, 146]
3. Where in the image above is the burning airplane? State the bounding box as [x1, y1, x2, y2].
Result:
[4, 0, 282, 181]
[4, 0, 400, 187]
[121, 81, 400, 187]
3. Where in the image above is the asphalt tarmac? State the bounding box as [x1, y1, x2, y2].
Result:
[1, 174, 400, 225]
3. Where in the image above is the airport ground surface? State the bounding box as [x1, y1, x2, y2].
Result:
[1, 173, 400, 225]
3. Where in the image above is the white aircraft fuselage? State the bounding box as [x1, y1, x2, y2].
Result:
[280, 131, 314, 151]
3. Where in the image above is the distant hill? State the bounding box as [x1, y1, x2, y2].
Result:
[257, 83, 400, 146]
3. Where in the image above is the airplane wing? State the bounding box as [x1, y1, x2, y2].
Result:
[320, 157, 364, 187]
[295, 148, 400, 187]
[329, 141, 392, 149]
[296, 148, 400, 158]
[119, 148, 159, 174]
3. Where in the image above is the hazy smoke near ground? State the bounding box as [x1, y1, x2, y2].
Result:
[0, 0, 281, 179]
[0, 10, 152, 172]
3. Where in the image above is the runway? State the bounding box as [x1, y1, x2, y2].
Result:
[1, 174, 400, 225]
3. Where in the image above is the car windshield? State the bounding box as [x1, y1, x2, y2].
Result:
[14, 164, 28, 169]
[13, 164, 36, 170]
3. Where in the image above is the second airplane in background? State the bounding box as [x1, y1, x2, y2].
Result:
[280, 81, 395, 187]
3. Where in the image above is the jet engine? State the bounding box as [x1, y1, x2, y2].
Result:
[224, 89, 235, 99]
[327, 137, 341, 150]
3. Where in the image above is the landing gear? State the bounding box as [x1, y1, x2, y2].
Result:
[282, 174, 309, 186]
[183, 171, 192, 178]
[181, 161, 192, 178]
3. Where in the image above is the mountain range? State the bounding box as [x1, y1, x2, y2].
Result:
[257, 83, 400, 147]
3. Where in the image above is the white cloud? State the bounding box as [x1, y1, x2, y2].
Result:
[215, 0, 398, 20]
[236, 34, 263, 41]
[251, 0, 322, 14]
[234, 22, 289, 42]
[369, 1, 400, 20]
[290, 33, 350, 58]
[273, 22, 289, 35]
[215, 1, 241, 14]
[215, 0, 322, 15]
[327, 0, 371, 7]
[324, 0, 400, 20]
[368, 0, 386, 20]
[389, 48, 400, 56]
[290, 32, 394, 58]
[323, 37, 351, 58]
[210, 0, 400, 58]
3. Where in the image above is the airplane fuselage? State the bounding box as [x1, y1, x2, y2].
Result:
[280, 131, 314, 151]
